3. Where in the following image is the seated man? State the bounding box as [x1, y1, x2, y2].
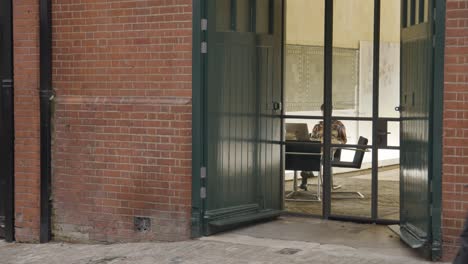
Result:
[300, 104, 347, 190]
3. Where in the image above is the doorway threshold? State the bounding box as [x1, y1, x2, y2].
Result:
[202, 216, 423, 260]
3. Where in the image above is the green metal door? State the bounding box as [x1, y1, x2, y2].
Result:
[400, 0, 434, 253]
[203, 0, 283, 235]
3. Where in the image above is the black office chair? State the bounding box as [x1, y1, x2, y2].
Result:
[332, 136, 368, 168]
[330, 136, 369, 198]
[285, 141, 322, 201]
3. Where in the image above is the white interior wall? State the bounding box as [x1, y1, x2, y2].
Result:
[284, 1, 402, 176]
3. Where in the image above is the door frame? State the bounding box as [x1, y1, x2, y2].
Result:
[428, 0, 445, 260]
[0, 0, 15, 242]
[192, 2, 445, 258]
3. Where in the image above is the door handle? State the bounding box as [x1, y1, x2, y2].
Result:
[272, 101, 282, 112]
[395, 106, 404, 112]
[377, 132, 391, 136]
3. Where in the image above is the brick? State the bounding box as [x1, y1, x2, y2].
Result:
[13, 0, 41, 242]
[442, 0, 468, 261]
[51, 0, 193, 242]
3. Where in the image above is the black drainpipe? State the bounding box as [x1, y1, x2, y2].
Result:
[39, 0, 52, 243]
[0, 0, 15, 242]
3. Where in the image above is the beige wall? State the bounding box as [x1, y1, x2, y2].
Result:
[286, 0, 401, 48]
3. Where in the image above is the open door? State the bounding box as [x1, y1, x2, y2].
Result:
[400, 0, 434, 256]
[203, 0, 283, 235]
[0, 0, 14, 241]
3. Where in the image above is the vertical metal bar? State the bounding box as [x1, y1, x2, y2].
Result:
[269, 0, 274, 34]
[39, 0, 52, 243]
[191, 0, 205, 238]
[430, 0, 445, 259]
[322, 0, 333, 219]
[410, 0, 416, 26]
[418, 0, 425, 24]
[231, 0, 237, 31]
[372, 0, 381, 220]
[251, 0, 256, 32]
[279, 0, 285, 210]
[0, 0, 15, 243]
[402, 0, 408, 28]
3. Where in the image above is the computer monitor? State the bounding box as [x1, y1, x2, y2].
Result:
[285, 123, 310, 141]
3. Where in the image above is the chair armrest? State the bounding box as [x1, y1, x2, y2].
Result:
[333, 147, 370, 152]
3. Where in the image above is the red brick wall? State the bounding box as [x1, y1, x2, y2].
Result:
[442, 0, 468, 260]
[13, 0, 41, 242]
[51, 0, 193, 242]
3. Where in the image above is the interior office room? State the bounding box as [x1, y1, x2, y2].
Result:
[283, 0, 402, 221]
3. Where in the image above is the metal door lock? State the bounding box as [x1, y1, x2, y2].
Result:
[395, 106, 404, 112]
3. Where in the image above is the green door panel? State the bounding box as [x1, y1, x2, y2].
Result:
[400, 0, 433, 253]
[204, 0, 283, 235]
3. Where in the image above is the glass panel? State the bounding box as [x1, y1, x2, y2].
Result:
[331, 148, 373, 218]
[333, 0, 374, 119]
[284, 0, 324, 117]
[387, 121, 400, 147]
[330, 120, 372, 218]
[284, 118, 323, 216]
[216, 0, 232, 32]
[378, 149, 400, 221]
[256, 0, 270, 34]
[380, 0, 401, 118]
[236, 0, 252, 32]
[329, 120, 374, 146]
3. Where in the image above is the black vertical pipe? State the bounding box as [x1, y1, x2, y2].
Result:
[371, 0, 381, 220]
[322, 0, 333, 218]
[0, 0, 15, 242]
[39, 0, 52, 243]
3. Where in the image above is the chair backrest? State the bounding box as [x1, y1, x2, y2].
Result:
[285, 141, 321, 171]
[352, 136, 369, 168]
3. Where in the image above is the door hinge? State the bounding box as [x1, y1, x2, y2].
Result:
[200, 187, 206, 199]
[201, 42, 207, 54]
[200, 166, 206, 179]
[201, 19, 208, 31]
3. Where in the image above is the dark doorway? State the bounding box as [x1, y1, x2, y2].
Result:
[0, 0, 15, 241]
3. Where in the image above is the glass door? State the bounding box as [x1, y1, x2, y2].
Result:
[283, 0, 402, 224]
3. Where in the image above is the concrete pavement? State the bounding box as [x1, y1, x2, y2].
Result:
[0, 217, 450, 264]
